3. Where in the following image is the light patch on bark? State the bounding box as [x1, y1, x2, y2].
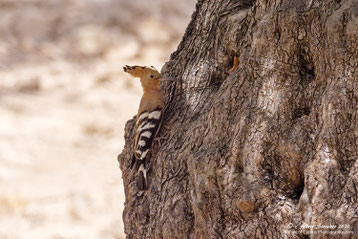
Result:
[320, 145, 336, 164]
[243, 121, 267, 173]
[183, 60, 211, 109]
[220, 164, 236, 188]
[257, 76, 282, 117]
[263, 57, 275, 71]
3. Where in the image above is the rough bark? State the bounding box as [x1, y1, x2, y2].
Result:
[118, 0, 358, 238]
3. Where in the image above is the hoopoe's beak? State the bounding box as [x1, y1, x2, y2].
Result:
[161, 77, 180, 82]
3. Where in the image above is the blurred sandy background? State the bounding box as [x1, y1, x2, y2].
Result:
[0, 0, 195, 238]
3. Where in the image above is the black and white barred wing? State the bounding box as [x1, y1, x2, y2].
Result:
[132, 107, 162, 190]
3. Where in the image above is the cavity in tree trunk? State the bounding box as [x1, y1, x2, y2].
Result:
[118, 0, 358, 238]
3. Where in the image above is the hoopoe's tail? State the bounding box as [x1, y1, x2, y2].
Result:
[132, 155, 147, 190]
[137, 161, 147, 190]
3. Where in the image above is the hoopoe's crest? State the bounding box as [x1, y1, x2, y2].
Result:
[123, 65, 167, 190]
[123, 65, 161, 91]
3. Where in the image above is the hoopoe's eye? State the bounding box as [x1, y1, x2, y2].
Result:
[150, 75, 154, 78]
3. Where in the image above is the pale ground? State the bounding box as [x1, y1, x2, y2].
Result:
[0, 0, 195, 238]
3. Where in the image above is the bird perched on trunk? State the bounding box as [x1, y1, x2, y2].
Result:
[123, 65, 177, 190]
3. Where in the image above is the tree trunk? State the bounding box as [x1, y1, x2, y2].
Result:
[118, 0, 358, 238]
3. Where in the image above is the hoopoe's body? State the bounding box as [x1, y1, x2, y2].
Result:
[123, 65, 165, 190]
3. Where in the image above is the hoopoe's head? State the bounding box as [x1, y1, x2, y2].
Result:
[123, 65, 162, 91]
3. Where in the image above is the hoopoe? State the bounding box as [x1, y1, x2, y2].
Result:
[123, 65, 177, 190]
